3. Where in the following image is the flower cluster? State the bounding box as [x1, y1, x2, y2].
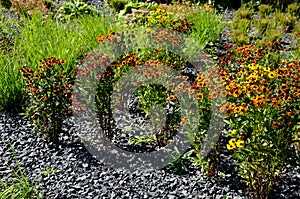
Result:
[11, 0, 49, 18]
[227, 137, 244, 150]
[96, 30, 116, 43]
[118, 2, 195, 34]
[158, 2, 210, 19]
[20, 57, 74, 142]
[216, 41, 300, 198]
[147, 7, 172, 26]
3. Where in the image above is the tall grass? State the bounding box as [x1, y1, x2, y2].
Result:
[0, 10, 24, 113]
[0, 5, 225, 112]
[188, 10, 226, 47]
[0, 146, 41, 199]
[0, 11, 116, 112]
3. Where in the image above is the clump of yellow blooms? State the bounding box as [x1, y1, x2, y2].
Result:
[227, 138, 245, 150]
[226, 130, 244, 150]
[147, 7, 172, 25]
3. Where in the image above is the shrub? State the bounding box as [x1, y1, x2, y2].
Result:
[219, 42, 299, 199]
[0, 0, 12, 9]
[10, 0, 49, 18]
[287, 2, 300, 16]
[20, 57, 74, 143]
[55, 0, 98, 21]
[106, 0, 129, 12]
[254, 18, 269, 34]
[258, 0, 291, 11]
[266, 27, 284, 42]
[230, 18, 251, 33]
[236, 6, 253, 19]
[258, 4, 273, 17]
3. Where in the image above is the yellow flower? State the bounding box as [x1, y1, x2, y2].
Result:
[248, 63, 258, 70]
[268, 71, 277, 79]
[264, 67, 271, 73]
[231, 129, 238, 135]
[236, 139, 244, 148]
[227, 144, 235, 150]
[229, 138, 237, 146]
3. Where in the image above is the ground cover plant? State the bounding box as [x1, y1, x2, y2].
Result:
[0, 0, 299, 198]
[229, 2, 300, 60]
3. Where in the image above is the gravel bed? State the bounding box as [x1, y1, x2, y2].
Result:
[0, 110, 299, 198]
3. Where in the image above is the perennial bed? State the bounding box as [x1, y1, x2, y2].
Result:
[0, 0, 299, 198]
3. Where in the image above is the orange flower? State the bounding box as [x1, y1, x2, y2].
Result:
[41, 95, 47, 101]
[232, 89, 242, 98]
[272, 121, 280, 128]
[286, 111, 294, 117]
[236, 106, 247, 114]
[179, 117, 188, 126]
[167, 95, 177, 101]
[208, 91, 218, 99]
[226, 104, 235, 116]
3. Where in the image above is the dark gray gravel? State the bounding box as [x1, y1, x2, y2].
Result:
[0, 110, 299, 199]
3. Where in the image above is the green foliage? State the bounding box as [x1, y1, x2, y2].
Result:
[0, 11, 114, 112]
[258, 0, 292, 11]
[117, 2, 225, 47]
[220, 43, 300, 199]
[10, 0, 50, 19]
[20, 57, 74, 143]
[0, 146, 41, 199]
[106, 0, 130, 12]
[0, 10, 25, 112]
[236, 6, 254, 19]
[56, 0, 98, 21]
[265, 27, 284, 42]
[230, 18, 251, 33]
[253, 17, 269, 34]
[287, 2, 300, 16]
[0, 0, 12, 9]
[189, 8, 225, 46]
[292, 23, 300, 59]
[230, 2, 300, 47]
[118, 1, 155, 17]
[257, 4, 273, 17]
[230, 17, 251, 46]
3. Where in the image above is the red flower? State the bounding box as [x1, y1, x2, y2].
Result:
[224, 44, 233, 50]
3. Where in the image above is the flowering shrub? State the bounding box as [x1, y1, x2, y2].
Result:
[90, 28, 227, 174]
[55, 0, 98, 21]
[93, 30, 189, 144]
[20, 57, 74, 143]
[219, 42, 299, 199]
[117, 2, 194, 34]
[10, 0, 50, 18]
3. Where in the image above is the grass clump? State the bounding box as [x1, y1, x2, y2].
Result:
[0, 11, 115, 113]
[0, 146, 42, 199]
[230, 2, 300, 47]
